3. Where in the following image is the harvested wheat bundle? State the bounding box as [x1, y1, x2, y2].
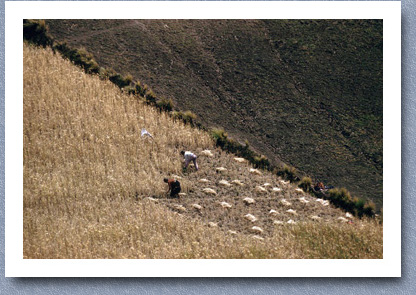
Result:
[244, 214, 257, 222]
[234, 157, 246, 163]
[249, 168, 262, 175]
[243, 197, 255, 205]
[202, 188, 217, 196]
[220, 201, 232, 209]
[219, 180, 231, 187]
[255, 186, 267, 193]
[286, 209, 297, 216]
[216, 167, 227, 172]
[231, 179, 244, 186]
[192, 203, 202, 211]
[251, 226, 264, 234]
[200, 149, 214, 157]
[208, 222, 218, 227]
[269, 209, 279, 216]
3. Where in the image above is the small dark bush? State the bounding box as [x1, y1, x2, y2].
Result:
[134, 81, 146, 97]
[172, 111, 197, 126]
[109, 73, 132, 89]
[23, 19, 53, 48]
[328, 188, 355, 212]
[123, 86, 137, 96]
[353, 197, 366, 217]
[299, 176, 313, 193]
[278, 164, 298, 182]
[156, 98, 173, 112]
[211, 128, 228, 147]
[98, 67, 109, 80]
[144, 89, 157, 104]
[363, 201, 376, 217]
[253, 155, 270, 169]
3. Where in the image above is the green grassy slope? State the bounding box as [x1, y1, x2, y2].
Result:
[45, 19, 383, 207]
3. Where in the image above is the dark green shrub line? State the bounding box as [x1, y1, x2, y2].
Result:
[23, 19, 377, 218]
[211, 128, 271, 170]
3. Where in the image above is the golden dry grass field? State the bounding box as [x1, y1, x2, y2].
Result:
[23, 43, 382, 259]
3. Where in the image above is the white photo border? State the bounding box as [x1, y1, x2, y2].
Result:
[6, 1, 401, 277]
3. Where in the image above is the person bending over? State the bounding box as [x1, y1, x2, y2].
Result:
[180, 150, 199, 171]
[164, 178, 181, 198]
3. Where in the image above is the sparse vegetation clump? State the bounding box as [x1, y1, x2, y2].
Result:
[298, 176, 313, 193]
[156, 98, 174, 112]
[172, 110, 198, 126]
[278, 164, 299, 183]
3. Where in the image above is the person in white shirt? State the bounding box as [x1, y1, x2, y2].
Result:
[180, 150, 199, 171]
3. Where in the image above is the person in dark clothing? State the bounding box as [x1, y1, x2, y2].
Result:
[164, 178, 181, 198]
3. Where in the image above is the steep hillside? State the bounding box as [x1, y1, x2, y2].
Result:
[23, 43, 382, 259]
[45, 19, 383, 207]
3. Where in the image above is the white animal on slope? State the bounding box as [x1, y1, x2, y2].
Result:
[249, 168, 262, 175]
[244, 214, 257, 222]
[243, 197, 255, 205]
[216, 167, 227, 172]
[200, 149, 214, 157]
[272, 187, 282, 192]
[231, 180, 244, 186]
[202, 188, 217, 195]
[295, 188, 304, 193]
[263, 183, 272, 187]
[219, 180, 231, 187]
